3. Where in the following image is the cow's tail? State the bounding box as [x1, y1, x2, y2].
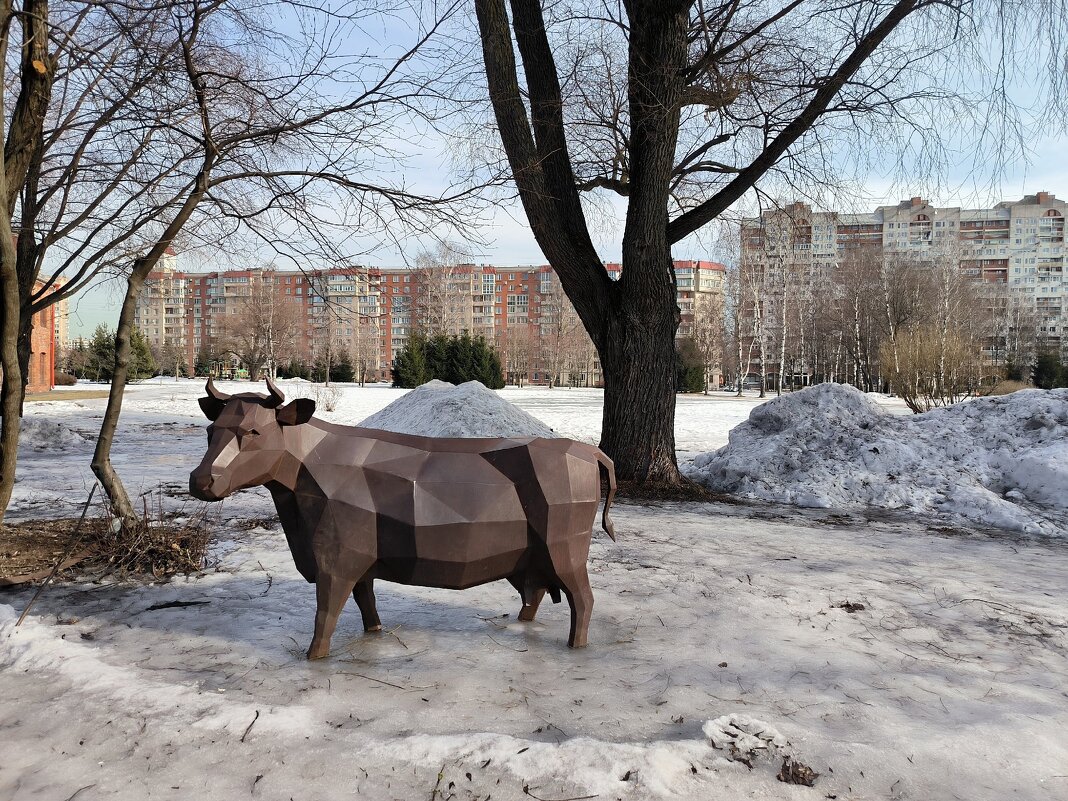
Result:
[596, 450, 617, 541]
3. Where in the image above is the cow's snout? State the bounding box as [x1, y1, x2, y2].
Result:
[189, 469, 224, 501]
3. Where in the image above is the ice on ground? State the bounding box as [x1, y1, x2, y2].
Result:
[357, 379, 557, 438]
[689, 383, 1068, 534]
[3, 380, 1068, 799]
[18, 417, 89, 451]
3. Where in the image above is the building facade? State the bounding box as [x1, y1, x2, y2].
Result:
[136, 259, 726, 384]
[739, 192, 1067, 384]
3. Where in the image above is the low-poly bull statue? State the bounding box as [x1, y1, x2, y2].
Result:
[189, 378, 616, 658]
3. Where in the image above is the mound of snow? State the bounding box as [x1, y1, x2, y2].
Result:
[19, 418, 89, 451]
[689, 383, 1068, 535]
[358, 380, 556, 438]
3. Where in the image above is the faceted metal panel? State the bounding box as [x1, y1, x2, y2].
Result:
[190, 378, 617, 658]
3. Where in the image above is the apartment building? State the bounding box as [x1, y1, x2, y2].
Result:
[740, 192, 1067, 382]
[136, 259, 727, 383]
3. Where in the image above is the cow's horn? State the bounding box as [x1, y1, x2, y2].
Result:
[206, 377, 229, 401]
[265, 376, 285, 407]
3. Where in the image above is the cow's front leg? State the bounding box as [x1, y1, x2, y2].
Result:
[308, 572, 356, 660]
[353, 580, 382, 632]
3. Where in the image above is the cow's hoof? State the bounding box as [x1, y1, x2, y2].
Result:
[307, 645, 330, 660]
[567, 635, 588, 648]
[365, 624, 382, 632]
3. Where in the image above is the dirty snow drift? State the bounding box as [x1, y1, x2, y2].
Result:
[18, 418, 89, 451]
[358, 379, 557, 438]
[689, 383, 1068, 534]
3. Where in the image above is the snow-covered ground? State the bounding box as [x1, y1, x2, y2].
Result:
[2, 380, 1066, 801]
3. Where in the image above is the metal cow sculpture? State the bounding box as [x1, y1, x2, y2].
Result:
[189, 378, 616, 658]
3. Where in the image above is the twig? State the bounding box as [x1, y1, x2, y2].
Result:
[387, 624, 408, 649]
[16, 484, 98, 627]
[339, 671, 408, 690]
[241, 710, 260, 742]
[522, 786, 598, 801]
[63, 785, 96, 801]
[486, 632, 528, 652]
[429, 763, 445, 800]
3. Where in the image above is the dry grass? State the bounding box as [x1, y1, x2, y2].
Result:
[984, 380, 1034, 396]
[0, 489, 214, 585]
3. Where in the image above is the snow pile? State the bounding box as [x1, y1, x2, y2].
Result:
[358, 380, 556, 438]
[18, 418, 89, 451]
[689, 383, 1068, 534]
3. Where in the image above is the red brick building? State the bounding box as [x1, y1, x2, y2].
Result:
[25, 286, 56, 393]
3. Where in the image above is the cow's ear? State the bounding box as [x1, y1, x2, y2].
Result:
[199, 396, 227, 421]
[277, 398, 315, 426]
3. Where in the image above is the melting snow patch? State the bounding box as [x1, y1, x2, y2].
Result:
[688, 383, 1068, 535]
[358, 380, 556, 438]
[19, 418, 89, 451]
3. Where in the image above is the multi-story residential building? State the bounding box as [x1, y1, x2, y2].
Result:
[740, 192, 1067, 384]
[136, 259, 727, 384]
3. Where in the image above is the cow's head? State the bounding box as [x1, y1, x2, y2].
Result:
[189, 377, 316, 501]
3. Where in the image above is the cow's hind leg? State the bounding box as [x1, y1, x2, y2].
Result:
[308, 572, 356, 660]
[353, 580, 382, 632]
[557, 566, 594, 648]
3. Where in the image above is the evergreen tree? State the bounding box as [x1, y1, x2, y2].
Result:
[88, 324, 114, 381]
[277, 359, 311, 380]
[474, 335, 505, 389]
[1032, 348, 1066, 389]
[128, 328, 157, 380]
[329, 352, 355, 383]
[392, 333, 429, 387]
[392, 331, 505, 389]
[194, 348, 213, 377]
[676, 338, 706, 394]
[1004, 361, 1026, 382]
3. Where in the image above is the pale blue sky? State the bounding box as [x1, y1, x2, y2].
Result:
[61, 4, 1068, 339]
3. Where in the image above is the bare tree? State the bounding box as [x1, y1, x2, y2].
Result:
[350, 316, 382, 386]
[538, 276, 581, 387]
[689, 291, 723, 394]
[473, 0, 1066, 484]
[498, 325, 536, 387]
[0, 0, 59, 521]
[411, 241, 472, 337]
[218, 271, 302, 381]
[82, 0, 473, 530]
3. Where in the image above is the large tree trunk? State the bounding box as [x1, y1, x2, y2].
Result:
[476, 0, 689, 484]
[598, 259, 681, 483]
[0, 225, 20, 526]
[597, 5, 688, 483]
[0, 0, 56, 522]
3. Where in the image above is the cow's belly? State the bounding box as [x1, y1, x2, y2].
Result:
[376, 518, 532, 589]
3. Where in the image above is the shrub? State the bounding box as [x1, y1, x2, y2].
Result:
[53, 371, 77, 386]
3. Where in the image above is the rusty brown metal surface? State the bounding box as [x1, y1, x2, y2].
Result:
[190, 378, 616, 659]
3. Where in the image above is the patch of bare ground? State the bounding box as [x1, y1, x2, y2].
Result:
[614, 477, 736, 504]
[24, 389, 118, 402]
[0, 511, 213, 587]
